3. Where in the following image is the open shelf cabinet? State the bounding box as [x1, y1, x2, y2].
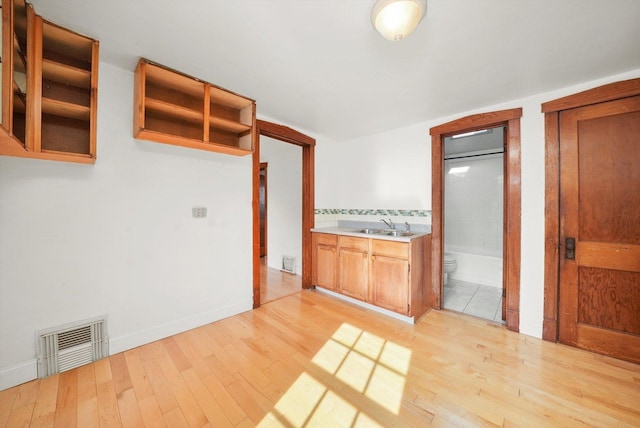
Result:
[0, 0, 99, 164]
[134, 59, 255, 156]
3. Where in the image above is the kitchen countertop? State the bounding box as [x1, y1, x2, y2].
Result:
[310, 226, 430, 243]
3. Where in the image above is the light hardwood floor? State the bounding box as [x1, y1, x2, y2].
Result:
[1, 290, 639, 427]
[260, 257, 301, 304]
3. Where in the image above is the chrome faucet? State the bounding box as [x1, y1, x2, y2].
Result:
[381, 218, 395, 230]
[405, 222, 411, 232]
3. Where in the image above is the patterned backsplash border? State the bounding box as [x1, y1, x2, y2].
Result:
[315, 209, 431, 217]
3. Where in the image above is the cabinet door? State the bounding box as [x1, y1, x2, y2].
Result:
[313, 243, 337, 290]
[338, 247, 369, 301]
[371, 255, 409, 314]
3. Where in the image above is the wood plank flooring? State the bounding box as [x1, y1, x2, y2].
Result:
[1, 290, 640, 427]
[260, 257, 301, 304]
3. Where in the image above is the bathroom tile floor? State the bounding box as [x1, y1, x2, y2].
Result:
[444, 278, 504, 323]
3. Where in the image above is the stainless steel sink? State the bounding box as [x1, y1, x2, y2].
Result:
[355, 228, 415, 237]
[356, 228, 386, 234]
[385, 230, 415, 237]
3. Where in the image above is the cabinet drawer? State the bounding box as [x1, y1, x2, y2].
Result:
[314, 233, 338, 246]
[372, 239, 408, 259]
[338, 236, 369, 252]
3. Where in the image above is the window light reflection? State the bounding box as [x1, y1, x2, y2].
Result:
[259, 323, 412, 426]
[449, 166, 470, 176]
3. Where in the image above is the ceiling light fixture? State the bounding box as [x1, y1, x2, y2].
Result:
[371, 0, 427, 41]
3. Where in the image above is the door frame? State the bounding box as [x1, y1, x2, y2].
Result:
[430, 108, 523, 331]
[541, 78, 640, 342]
[252, 120, 316, 309]
[259, 162, 268, 258]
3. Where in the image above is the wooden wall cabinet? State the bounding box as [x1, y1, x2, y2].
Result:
[0, 0, 99, 163]
[134, 59, 255, 156]
[312, 232, 432, 319]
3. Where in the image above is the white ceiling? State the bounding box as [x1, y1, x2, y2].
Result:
[30, 0, 640, 141]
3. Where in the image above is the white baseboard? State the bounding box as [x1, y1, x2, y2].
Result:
[0, 300, 253, 392]
[109, 300, 253, 355]
[316, 287, 414, 324]
[518, 319, 543, 339]
[0, 359, 37, 391]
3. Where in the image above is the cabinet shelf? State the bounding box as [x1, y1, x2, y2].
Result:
[42, 59, 90, 88]
[210, 116, 251, 133]
[134, 59, 255, 156]
[210, 86, 252, 109]
[13, 81, 26, 111]
[146, 97, 202, 123]
[42, 97, 90, 121]
[13, 34, 27, 74]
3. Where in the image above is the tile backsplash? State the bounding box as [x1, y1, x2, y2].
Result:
[315, 208, 431, 230]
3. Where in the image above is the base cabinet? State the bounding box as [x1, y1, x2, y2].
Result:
[338, 236, 369, 301]
[312, 232, 431, 318]
[312, 233, 338, 291]
[371, 254, 409, 314]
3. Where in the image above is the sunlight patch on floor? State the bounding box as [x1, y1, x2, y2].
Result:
[258, 322, 411, 426]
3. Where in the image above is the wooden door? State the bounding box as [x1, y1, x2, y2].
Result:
[338, 247, 369, 301]
[558, 95, 640, 363]
[371, 255, 409, 314]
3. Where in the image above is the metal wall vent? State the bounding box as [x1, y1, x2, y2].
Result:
[36, 316, 108, 378]
[282, 255, 296, 274]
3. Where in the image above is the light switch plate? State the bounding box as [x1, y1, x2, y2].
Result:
[192, 207, 207, 218]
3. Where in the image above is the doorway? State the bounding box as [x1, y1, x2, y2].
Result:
[430, 108, 522, 332]
[442, 127, 506, 322]
[259, 137, 302, 303]
[542, 78, 640, 363]
[252, 120, 316, 308]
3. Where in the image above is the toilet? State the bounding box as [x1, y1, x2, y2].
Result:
[443, 254, 457, 285]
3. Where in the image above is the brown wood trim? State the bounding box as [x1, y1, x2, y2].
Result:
[256, 119, 316, 147]
[430, 108, 523, 137]
[541, 78, 640, 113]
[505, 117, 521, 332]
[133, 60, 145, 136]
[543, 111, 560, 341]
[542, 79, 640, 343]
[2, 0, 13, 129]
[430, 132, 443, 309]
[202, 83, 211, 144]
[259, 162, 268, 258]
[430, 108, 522, 332]
[89, 40, 99, 158]
[252, 120, 261, 308]
[253, 120, 316, 309]
[26, 6, 40, 152]
[302, 143, 315, 289]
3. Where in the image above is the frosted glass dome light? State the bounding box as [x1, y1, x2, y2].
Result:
[371, 0, 427, 41]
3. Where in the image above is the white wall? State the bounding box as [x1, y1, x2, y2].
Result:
[260, 137, 302, 275]
[0, 63, 254, 390]
[314, 68, 640, 339]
